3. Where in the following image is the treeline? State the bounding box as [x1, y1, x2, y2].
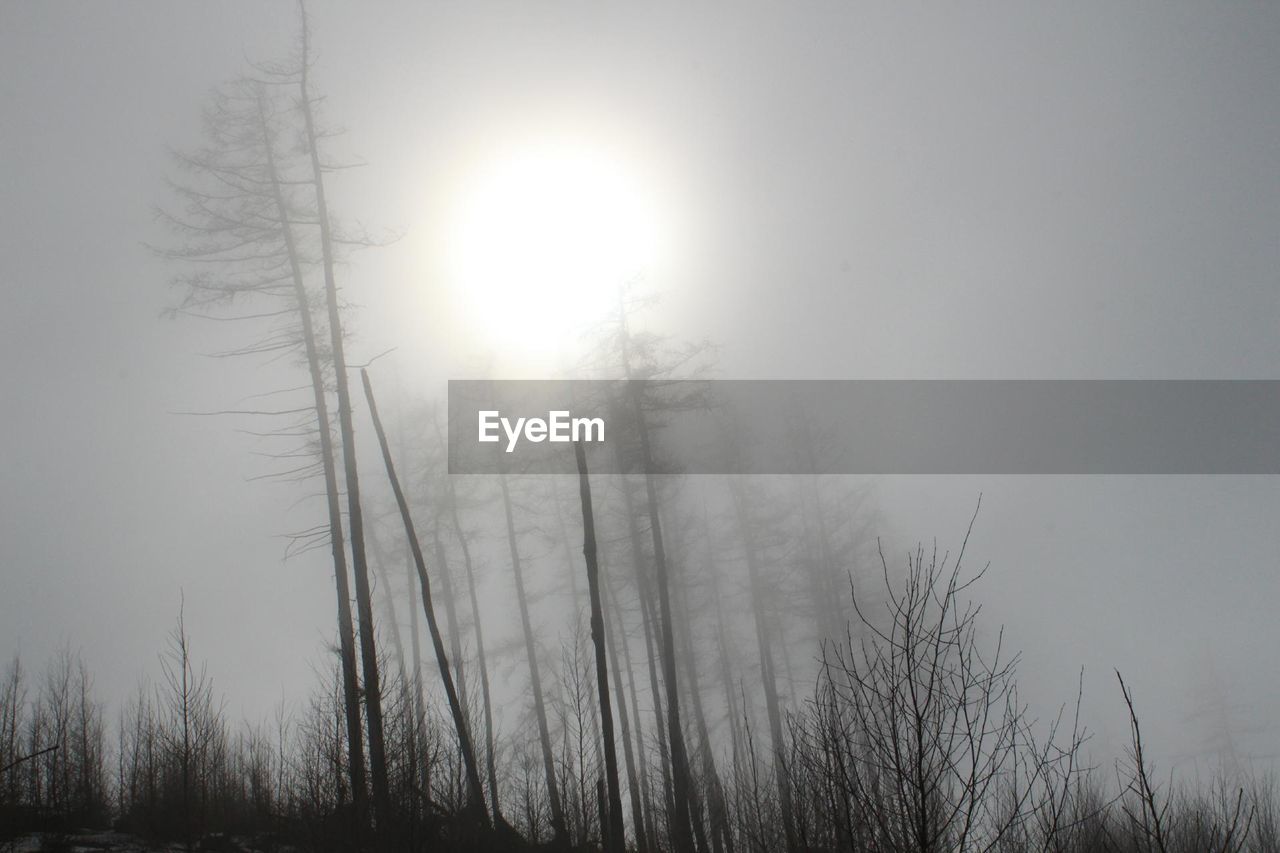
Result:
[2, 535, 1276, 853]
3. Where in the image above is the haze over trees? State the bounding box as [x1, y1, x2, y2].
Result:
[2, 5, 1278, 853]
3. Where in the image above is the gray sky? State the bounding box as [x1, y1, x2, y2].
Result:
[2, 1, 1279, 768]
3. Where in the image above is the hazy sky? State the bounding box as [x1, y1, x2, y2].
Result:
[2, 1, 1279, 769]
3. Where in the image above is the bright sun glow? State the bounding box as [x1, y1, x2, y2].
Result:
[446, 143, 660, 359]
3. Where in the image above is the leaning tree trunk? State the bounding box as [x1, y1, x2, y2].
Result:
[397, 403, 430, 801]
[256, 87, 367, 839]
[403, 531, 430, 810]
[361, 369, 488, 822]
[430, 525, 472, 727]
[369, 536, 432, 818]
[296, 12, 392, 836]
[370, 528, 429, 827]
[574, 442, 626, 853]
[446, 479, 504, 824]
[431, 414, 505, 825]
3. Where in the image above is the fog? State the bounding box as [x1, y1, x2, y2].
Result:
[2, 2, 1279, 850]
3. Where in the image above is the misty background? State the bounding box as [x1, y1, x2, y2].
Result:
[3, 0, 1279, 788]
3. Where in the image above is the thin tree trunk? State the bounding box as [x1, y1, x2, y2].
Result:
[771, 611, 800, 710]
[296, 8, 391, 836]
[431, 525, 471, 727]
[615, 329, 696, 853]
[670, 533, 728, 853]
[430, 415, 505, 825]
[712, 617, 742, 853]
[704, 501, 746, 852]
[497, 469, 569, 843]
[554, 485, 587, 624]
[709, 545, 746, 823]
[729, 478, 798, 853]
[361, 369, 488, 822]
[256, 85, 366, 840]
[636, 466, 697, 853]
[397, 399, 430, 806]
[797, 412, 845, 646]
[403, 530, 430, 810]
[623, 476, 676, 840]
[553, 491, 603, 761]
[603, 562, 650, 853]
[795, 477, 841, 649]
[406, 547, 425, 703]
[369, 535, 410, 686]
[368, 539, 428, 819]
[574, 442, 626, 853]
[606, 566, 657, 852]
[371, 545, 410, 687]
[449, 492, 501, 823]
[610, 434, 675, 833]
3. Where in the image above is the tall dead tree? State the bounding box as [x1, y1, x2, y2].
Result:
[727, 473, 798, 853]
[497, 466, 569, 843]
[362, 369, 488, 822]
[669, 508, 733, 853]
[611, 458, 676, 838]
[294, 7, 393, 833]
[704, 510, 748, 807]
[426, 412, 505, 826]
[600, 558, 651, 853]
[550, 487, 605, 769]
[448, 487, 503, 823]
[430, 523, 472, 729]
[254, 82, 371, 835]
[604, 562, 656, 853]
[160, 73, 368, 838]
[402, 521, 430, 811]
[253, 93, 369, 814]
[574, 442, 626, 853]
[788, 408, 875, 651]
[395, 395, 430, 802]
[614, 300, 699, 853]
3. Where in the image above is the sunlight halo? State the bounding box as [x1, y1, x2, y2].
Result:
[442, 141, 662, 363]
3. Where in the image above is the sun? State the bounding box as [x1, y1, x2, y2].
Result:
[445, 142, 660, 362]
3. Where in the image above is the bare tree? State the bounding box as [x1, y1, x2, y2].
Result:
[808, 504, 1084, 853]
[726, 473, 799, 853]
[158, 67, 369, 838]
[1115, 672, 1252, 853]
[158, 603, 226, 848]
[603, 551, 658, 853]
[425, 408, 508, 827]
[497, 463, 570, 843]
[0, 656, 27, 809]
[292, 8, 393, 834]
[590, 287, 719, 853]
[446, 476, 506, 827]
[362, 368, 489, 825]
[575, 441, 627, 853]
